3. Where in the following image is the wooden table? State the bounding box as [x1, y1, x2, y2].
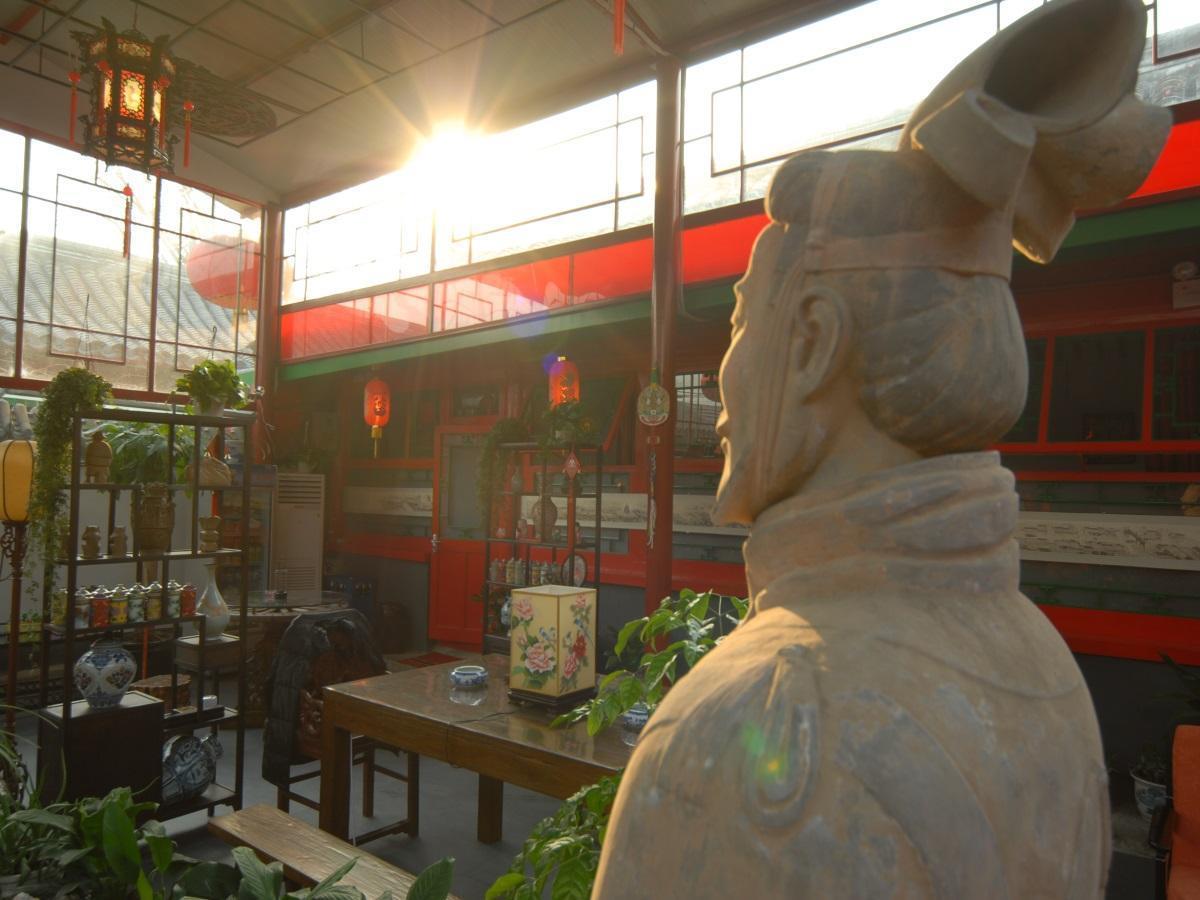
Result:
[318, 654, 630, 843]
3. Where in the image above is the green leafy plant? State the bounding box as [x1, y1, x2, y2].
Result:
[477, 416, 529, 518]
[103, 420, 194, 484]
[485, 776, 620, 900]
[175, 359, 250, 413]
[553, 588, 748, 735]
[489, 589, 749, 900]
[28, 367, 113, 595]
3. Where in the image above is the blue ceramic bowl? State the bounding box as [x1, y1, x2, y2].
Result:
[449, 665, 488, 689]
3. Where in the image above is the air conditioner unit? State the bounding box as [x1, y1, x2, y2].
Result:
[271, 473, 324, 591]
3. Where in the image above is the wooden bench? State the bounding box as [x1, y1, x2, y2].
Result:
[208, 804, 459, 899]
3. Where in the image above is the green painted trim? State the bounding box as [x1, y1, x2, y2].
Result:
[1063, 197, 1200, 248]
[280, 197, 1200, 381]
[280, 297, 651, 381]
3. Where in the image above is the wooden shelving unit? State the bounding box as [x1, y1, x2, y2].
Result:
[481, 442, 602, 655]
[36, 404, 254, 818]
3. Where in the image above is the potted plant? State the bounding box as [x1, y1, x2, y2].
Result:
[1131, 743, 1169, 821]
[28, 368, 113, 593]
[175, 360, 250, 416]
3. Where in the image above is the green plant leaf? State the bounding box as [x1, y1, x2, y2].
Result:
[613, 618, 646, 657]
[407, 856, 455, 900]
[6, 808, 74, 831]
[233, 845, 284, 899]
[550, 855, 594, 900]
[101, 797, 143, 883]
[306, 855, 358, 896]
[175, 859, 242, 898]
[486, 871, 527, 899]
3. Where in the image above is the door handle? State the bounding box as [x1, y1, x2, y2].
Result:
[430, 533, 439, 553]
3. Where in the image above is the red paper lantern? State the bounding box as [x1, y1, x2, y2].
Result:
[363, 378, 391, 458]
[548, 356, 580, 407]
[186, 237, 262, 314]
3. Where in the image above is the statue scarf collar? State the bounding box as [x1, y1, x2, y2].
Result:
[743, 451, 1019, 610]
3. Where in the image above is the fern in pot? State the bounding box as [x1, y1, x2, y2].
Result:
[175, 360, 250, 416]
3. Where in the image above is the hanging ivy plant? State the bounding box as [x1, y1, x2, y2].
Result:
[477, 417, 530, 519]
[29, 368, 113, 594]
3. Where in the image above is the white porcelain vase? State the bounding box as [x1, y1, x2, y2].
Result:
[198, 561, 230, 637]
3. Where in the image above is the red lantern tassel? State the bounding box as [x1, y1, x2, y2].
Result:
[182, 100, 194, 168]
[122, 186, 132, 259]
[68, 71, 81, 144]
[613, 0, 625, 55]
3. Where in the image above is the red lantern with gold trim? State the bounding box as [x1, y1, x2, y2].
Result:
[548, 356, 580, 408]
[363, 378, 391, 458]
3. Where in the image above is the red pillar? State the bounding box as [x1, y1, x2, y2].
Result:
[644, 57, 683, 614]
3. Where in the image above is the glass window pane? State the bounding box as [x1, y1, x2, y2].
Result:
[1157, 0, 1200, 57]
[1048, 331, 1145, 443]
[0, 130, 25, 193]
[1153, 325, 1200, 440]
[742, 8, 997, 165]
[675, 372, 722, 458]
[743, 0, 987, 81]
[684, 51, 741, 141]
[1001, 337, 1046, 442]
[684, 137, 742, 213]
[0, 189, 20, 378]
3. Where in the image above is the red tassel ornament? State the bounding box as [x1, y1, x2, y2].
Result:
[68, 70, 81, 144]
[182, 100, 194, 168]
[613, 0, 625, 55]
[122, 185, 133, 259]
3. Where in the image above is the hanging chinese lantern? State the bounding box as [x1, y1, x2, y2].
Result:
[363, 378, 391, 459]
[548, 356, 580, 408]
[186, 237, 262, 314]
[71, 18, 176, 173]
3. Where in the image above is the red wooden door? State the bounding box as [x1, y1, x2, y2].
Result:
[428, 427, 486, 647]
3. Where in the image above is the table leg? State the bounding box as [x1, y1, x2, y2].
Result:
[478, 775, 503, 843]
[319, 717, 352, 840]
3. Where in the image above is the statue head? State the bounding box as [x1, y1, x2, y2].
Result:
[713, 0, 1169, 526]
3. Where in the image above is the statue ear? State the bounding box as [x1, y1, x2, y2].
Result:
[787, 285, 850, 401]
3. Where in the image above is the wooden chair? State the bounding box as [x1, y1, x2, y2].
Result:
[263, 609, 418, 846]
[1151, 723, 1200, 899]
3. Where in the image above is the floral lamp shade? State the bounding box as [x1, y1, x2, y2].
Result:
[0, 439, 35, 524]
[509, 585, 596, 698]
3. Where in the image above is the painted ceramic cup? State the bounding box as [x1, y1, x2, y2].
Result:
[73, 639, 137, 710]
[449, 665, 488, 689]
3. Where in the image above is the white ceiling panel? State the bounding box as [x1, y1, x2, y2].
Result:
[381, 0, 497, 51]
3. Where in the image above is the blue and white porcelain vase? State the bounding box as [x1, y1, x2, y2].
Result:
[73, 639, 137, 709]
[161, 733, 223, 804]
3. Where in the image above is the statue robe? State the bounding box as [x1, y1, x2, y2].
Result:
[593, 452, 1109, 899]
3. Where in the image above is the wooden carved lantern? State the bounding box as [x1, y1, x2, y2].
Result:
[72, 18, 176, 173]
[363, 378, 391, 459]
[548, 356, 580, 408]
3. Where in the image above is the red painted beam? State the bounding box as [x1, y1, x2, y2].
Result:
[1038, 605, 1200, 665]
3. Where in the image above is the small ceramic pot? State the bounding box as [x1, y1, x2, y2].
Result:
[1132, 771, 1168, 821]
[74, 639, 137, 709]
[161, 733, 222, 803]
[620, 702, 650, 747]
[449, 665, 488, 689]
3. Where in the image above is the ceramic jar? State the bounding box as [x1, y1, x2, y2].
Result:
[165, 580, 182, 618]
[73, 639, 137, 709]
[108, 526, 128, 557]
[73, 589, 90, 628]
[197, 562, 229, 637]
[198, 516, 221, 552]
[90, 589, 111, 628]
[180, 583, 196, 618]
[80, 525, 102, 559]
[84, 431, 113, 484]
[135, 483, 175, 555]
[161, 733, 222, 803]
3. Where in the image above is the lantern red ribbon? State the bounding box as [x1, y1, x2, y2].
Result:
[122, 185, 133, 259]
[182, 99, 194, 167]
[67, 70, 81, 144]
[613, 0, 625, 55]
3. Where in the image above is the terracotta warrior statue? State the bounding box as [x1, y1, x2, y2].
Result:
[593, 1, 1168, 897]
